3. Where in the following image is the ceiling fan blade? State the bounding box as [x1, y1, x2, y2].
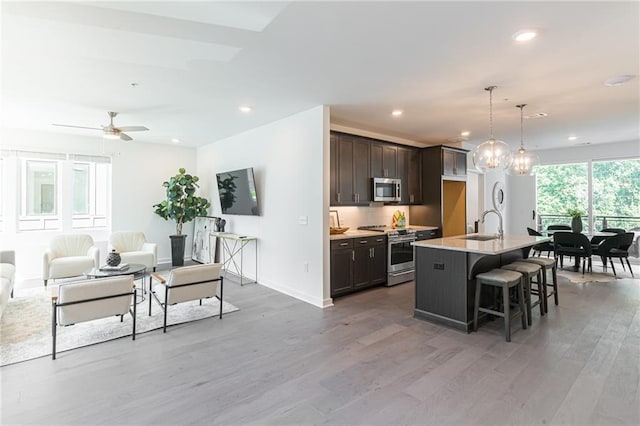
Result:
[117, 126, 149, 132]
[52, 124, 102, 130]
[119, 133, 133, 141]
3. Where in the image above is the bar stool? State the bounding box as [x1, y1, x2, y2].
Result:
[519, 257, 559, 313]
[473, 269, 526, 342]
[501, 261, 544, 325]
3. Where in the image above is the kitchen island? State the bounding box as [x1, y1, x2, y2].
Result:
[412, 233, 551, 332]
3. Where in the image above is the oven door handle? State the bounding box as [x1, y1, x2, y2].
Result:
[389, 238, 416, 244]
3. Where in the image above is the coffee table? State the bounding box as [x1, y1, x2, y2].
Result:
[84, 263, 148, 303]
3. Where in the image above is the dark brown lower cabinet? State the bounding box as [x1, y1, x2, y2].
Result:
[331, 236, 387, 297]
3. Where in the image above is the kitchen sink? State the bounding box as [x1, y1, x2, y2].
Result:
[459, 235, 498, 241]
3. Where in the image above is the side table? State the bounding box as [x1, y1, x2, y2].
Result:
[210, 232, 257, 285]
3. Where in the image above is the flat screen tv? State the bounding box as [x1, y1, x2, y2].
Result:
[216, 167, 260, 216]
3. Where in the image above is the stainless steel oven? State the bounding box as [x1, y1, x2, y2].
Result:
[387, 229, 416, 286]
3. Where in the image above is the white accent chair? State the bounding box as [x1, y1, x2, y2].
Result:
[43, 234, 100, 287]
[51, 275, 137, 359]
[0, 250, 16, 319]
[149, 263, 224, 332]
[109, 231, 157, 271]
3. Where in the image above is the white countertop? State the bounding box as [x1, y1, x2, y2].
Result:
[412, 234, 551, 255]
[329, 225, 438, 240]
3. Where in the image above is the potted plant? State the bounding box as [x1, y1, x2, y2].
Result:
[567, 208, 584, 233]
[153, 168, 211, 266]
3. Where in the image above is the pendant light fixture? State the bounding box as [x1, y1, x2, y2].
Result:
[506, 104, 540, 176]
[472, 86, 511, 172]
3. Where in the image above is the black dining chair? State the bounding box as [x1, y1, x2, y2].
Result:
[590, 227, 626, 246]
[611, 233, 635, 277]
[527, 227, 554, 257]
[547, 224, 572, 234]
[553, 231, 593, 274]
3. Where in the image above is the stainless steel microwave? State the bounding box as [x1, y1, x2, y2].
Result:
[372, 177, 401, 202]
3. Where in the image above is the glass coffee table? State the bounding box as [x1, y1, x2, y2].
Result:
[84, 263, 148, 303]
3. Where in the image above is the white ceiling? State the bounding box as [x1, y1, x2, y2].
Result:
[2, 1, 638, 151]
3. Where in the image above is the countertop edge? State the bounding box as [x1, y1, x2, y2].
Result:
[412, 235, 551, 255]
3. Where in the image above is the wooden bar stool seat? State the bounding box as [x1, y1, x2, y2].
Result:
[519, 257, 558, 313]
[501, 261, 544, 326]
[473, 269, 526, 342]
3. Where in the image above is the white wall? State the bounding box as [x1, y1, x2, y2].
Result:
[196, 106, 329, 308]
[0, 128, 197, 279]
[506, 139, 640, 234]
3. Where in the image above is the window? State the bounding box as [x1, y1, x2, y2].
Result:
[536, 158, 640, 232]
[25, 160, 57, 216]
[593, 158, 640, 230]
[73, 163, 89, 215]
[0, 150, 111, 232]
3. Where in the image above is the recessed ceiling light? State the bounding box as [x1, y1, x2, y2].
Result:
[604, 75, 635, 87]
[513, 29, 537, 42]
[239, 105, 252, 113]
[568, 136, 577, 141]
[171, 138, 181, 144]
[391, 110, 403, 117]
[460, 131, 470, 137]
[525, 112, 548, 119]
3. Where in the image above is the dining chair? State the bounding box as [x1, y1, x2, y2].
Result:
[527, 227, 554, 257]
[609, 233, 634, 277]
[553, 232, 592, 274]
[590, 228, 626, 246]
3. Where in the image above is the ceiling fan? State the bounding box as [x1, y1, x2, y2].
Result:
[52, 111, 149, 141]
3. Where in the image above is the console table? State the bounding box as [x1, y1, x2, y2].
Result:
[210, 232, 257, 285]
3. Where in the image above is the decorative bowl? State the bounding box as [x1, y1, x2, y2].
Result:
[330, 227, 350, 235]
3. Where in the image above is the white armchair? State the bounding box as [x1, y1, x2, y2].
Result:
[1, 250, 16, 319]
[51, 275, 137, 359]
[149, 263, 224, 332]
[109, 231, 157, 271]
[43, 234, 100, 287]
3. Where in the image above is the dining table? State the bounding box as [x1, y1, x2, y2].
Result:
[547, 230, 617, 271]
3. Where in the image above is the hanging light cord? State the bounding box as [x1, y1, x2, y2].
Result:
[485, 86, 496, 139]
[517, 104, 526, 150]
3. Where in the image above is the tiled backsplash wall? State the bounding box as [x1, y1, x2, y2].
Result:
[332, 206, 410, 229]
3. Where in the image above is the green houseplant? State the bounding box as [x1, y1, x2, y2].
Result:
[567, 208, 584, 233]
[153, 168, 210, 266]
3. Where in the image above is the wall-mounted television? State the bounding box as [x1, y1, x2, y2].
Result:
[216, 167, 260, 216]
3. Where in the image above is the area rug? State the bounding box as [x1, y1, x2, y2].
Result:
[556, 269, 619, 284]
[0, 285, 238, 366]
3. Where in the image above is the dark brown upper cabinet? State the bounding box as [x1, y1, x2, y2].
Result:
[330, 131, 422, 206]
[331, 133, 370, 205]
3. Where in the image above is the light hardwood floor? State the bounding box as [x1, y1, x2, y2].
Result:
[1, 271, 639, 425]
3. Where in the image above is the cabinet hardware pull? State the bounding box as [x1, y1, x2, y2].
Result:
[370, 247, 373, 257]
[360, 240, 367, 244]
[339, 242, 349, 246]
[352, 250, 355, 261]
[337, 193, 341, 202]
[376, 238, 384, 242]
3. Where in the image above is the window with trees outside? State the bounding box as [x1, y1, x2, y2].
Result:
[536, 158, 640, 232]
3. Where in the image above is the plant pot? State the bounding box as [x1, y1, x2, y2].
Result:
[170, 235, 187, 266]
[571, 216, 583, 233]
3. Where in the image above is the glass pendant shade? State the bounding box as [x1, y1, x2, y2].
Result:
[473, 138, 511, 172]
[472, 86, 511, 173]
[505, 103, 540, 176]
[505, 147, 540, 175]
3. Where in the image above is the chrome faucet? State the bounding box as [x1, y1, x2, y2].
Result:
[480, 209, 504, 240]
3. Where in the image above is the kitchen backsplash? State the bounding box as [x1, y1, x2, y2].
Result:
[333, 206, 410, 228]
